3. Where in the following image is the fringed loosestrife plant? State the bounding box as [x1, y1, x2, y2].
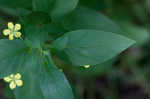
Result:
[4, 73, 23, 90]
[3, 22, 22, 40]
[0, 1, 135, 98]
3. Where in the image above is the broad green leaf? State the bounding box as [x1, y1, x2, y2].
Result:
[0, 7, 31, 18]
[25, 49, 43, 73]
[21, 12, 51, 48]
[13, 49, 73, 99]
[62, 7, 122, 33]
[24, 25, 49, 48]
[14, 47, 45, 99]
[21, 12, 51, 27]
[0, 0, 32, 9]
[0, 37, 73, 99]
[79, 0, 107, 11]
[0, 6, 19, 17]
[14, 49, 44, 99]
[0, 40, 44, 99]
[50, 49, 72, 64]
[14, 69, 44, 99]
[43, 23, 67, 39]
[0, 39, 28, 78]
[32, 0, 54, 12]
[51, 35, 68, 51]
[72, 59, 115, 77]
[17, 8, 31, 18]
[40, 52, 74, 99]
[52, 30, 135, 66]
[50, 0, 79, 21]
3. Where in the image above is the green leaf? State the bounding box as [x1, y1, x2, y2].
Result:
[25, 49, 43, 73]
[62, 7, 122, 33]
[14, 48, 44, 99]
[14, 49, 73, 99]
[32, 0, 79, 21]
[51, 35, 68, 51]
[52, 30, 135, 66]
[24, 25, 49, 48]
[13, 49, 44, 99]
[20, 12, 51, 48]
[14, 69, 44, 99]
[72, 59, 114, 76]
[0, 39, 73, 99]
[40, 52, 74, 99]
[50, 0, 79, 21]
[0, 0, 32, 9]
[32, 0, 54, 12]
[79, 0, 107, 11]
[40, 23, 67, 40]
[21, 12, 51, 27]
[0, 39, 28, 78]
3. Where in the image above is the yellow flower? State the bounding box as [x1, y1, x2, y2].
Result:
[3, 73, 23, 90]
[3, 22, 22, 40]
[84, 65, 90, 69]
[59, 69, 63, 72]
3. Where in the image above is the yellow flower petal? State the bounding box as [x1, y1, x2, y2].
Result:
[14, 32, 21, 38]
[8, 22, 14, 30]
[10, 74, 14, 78]
[16, 80, 23, 87]
[9, 81, 16, 90]
[14, 73, 21, 79]
[3, 77, 12, 83]
[3, 29, 10, 36]
[84, 65, 90, 69]
[14, 24, 21, 31]
[9, 34, 14, 40]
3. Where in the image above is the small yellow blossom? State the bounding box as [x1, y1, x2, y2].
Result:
[84, 65, 90, 69]
[59, 69, 63, 72]
[3, 73, 23, 90]
[3, 22, 22, 40]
